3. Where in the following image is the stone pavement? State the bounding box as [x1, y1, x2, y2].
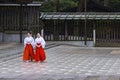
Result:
[0, 42, 58, 62]
[1, 44, 120, 79]
[0, 43, 23, 63]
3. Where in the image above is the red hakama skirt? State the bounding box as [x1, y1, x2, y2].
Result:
[35, 43, 46, 62]
[23, 44, 34, 61]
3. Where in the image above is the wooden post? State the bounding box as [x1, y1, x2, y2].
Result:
[19, 4, 22, 43]
[41, 29, 44, 37]
[93, 21, 96, 47]
[41, 20, 45, 37]
[84, 0, 87, 46]
[27, 6, 30, 31]
[1, 10, 4, 42]
[65, 20, 68, 40]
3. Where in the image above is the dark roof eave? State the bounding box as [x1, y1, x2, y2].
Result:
[40, 12, 120, 20]
[0, 2, 42, 6]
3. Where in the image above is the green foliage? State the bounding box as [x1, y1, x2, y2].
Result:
[59, 0, 77, 11]
[40, 0, 54, 12]
[109, 0, 120, 10]
[36, 0, 120, 12]
[39, 0, 77, 12]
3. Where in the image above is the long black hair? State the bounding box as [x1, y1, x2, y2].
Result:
[27, 31, 32, 34]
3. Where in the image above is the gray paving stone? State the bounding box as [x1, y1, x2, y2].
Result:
[1, 45, 120, 79]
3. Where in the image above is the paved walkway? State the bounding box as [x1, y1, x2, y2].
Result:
[0, 41, 84, 62]
[0, 42, 59, 62]
[1, 44, 120, 79]
[0, 43, 23, 62]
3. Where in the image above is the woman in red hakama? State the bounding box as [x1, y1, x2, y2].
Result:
[23, 32, 35, 62]
[35, 33, 46, 62]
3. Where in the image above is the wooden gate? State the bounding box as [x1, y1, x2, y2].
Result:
[96, 20, 120, 47]
[0, 5, 41, 42]
[43, 19, 93, 41]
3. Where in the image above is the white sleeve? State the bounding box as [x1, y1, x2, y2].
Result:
[24, 38, 27, 46]
[31, 37, 35, 48]
[41, 37, 46, 48]
[35, 39, 37, 47]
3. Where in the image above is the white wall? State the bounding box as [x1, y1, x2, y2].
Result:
[0, 33, 26, 43]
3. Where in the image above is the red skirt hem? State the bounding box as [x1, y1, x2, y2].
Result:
[23, 44, 34, 61]
[35, 46, 46, 62]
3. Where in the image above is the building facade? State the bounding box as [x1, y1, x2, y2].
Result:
[0, 2, 42, 43]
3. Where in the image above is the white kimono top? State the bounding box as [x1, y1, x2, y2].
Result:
[35, 37, 46, 49]
[24, 36, 34, 48]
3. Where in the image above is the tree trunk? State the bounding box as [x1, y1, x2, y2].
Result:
[54, 0, 59, 12]
[53, 0, 59, 40]
[77, 0, 84, 12]
[77, 0, 90, 12]
[104, 0, 109, 7]
[96, 0, 100, 3]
